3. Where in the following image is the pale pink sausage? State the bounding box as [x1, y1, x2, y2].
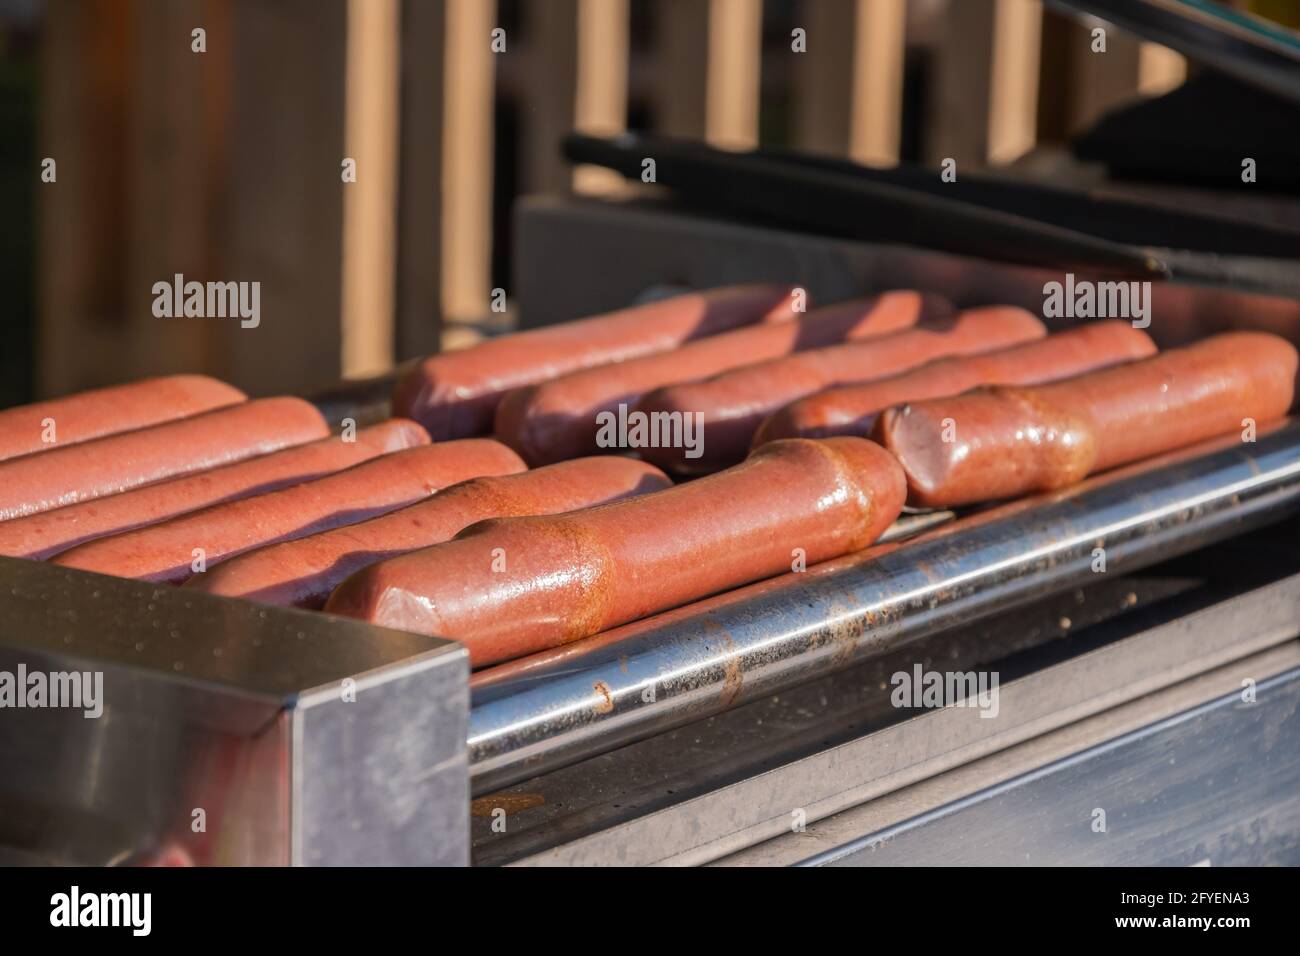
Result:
[52, 439, 526, 584]
[186, 457, 671, 608]
[0, 419, 429, 559]
[393, 284, 805, 439]
[494, 291, 951, 466]
[0, 374, 246, 463]
[326, 437, 906, 666]
[755, 321, 1158, 446]
[0, 397, 329, 521]
[875, 331, 1297, 508]
[636, 305, 1044, 474]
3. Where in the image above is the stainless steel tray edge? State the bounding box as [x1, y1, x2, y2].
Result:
[0, 560, 470, 866]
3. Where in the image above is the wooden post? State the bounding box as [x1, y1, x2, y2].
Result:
[217, 0, 348, 396]
[1067, 17, 1142, 135]
[793, 0, 906, 165]
[124, 0, 218, 382]
[340, 0, 400, 378]
[1040, 13, 1184, 143]
[987, 0, 1042, 165]
[1137, 43, 1187, 97]
[706, 0, 763, 150]
[38, 0, 130, 396]
[573, 0, 630, 195]
[849, 0, 907, 167]
[925, 0, 997, 165]
[440, 0, 497, 323]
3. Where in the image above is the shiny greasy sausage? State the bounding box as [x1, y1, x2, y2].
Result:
[755, 321, 1158, 446]
[0, 397, 329, 521]
[875, 331, 1297, 508]
[637, 305, 1044, 475]
[186, 457, 671, 608]
[0, 419, 429, 559]
[325, 437, 906, 666]
[52, 439, 525, 584]
[469, 539, 903, 691]
[494, 291, 950, 466]
[0, 374, 245, 463]
[393, 284, 804, 440]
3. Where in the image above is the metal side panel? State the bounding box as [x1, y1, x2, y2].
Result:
[0, 558, 470, 866]
[715, 641, 1300, 865]
[292, 653, 471, 867]
[802, 661, 1300, 867]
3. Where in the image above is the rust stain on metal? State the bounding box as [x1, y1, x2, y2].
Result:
[592, 680, 615, 714]
[470, 793, 545, 817]
[823, 600, 863, 665]
[718, 632, 743, 707]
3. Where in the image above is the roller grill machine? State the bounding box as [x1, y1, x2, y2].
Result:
[3, 175, 1300, 866]
[10, 0, 1300, 860]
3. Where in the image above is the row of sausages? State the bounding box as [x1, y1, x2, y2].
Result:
[381, 284, 1296, 664]
[1, 284, 1295, 669]
[394, 281, 1296, 499]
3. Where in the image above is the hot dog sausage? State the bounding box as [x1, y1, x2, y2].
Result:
[52, 439, 525, 584]
[186, 456, 671, 608]
[494, 291, 950, 466]
[0, 419, 429, 559]
[325, 436, 906, 666]
[0, 397, 329, 521]
[394, 284, 805, 440]
[0, 374, 246, 463]
[637, 305, 1044, 475]
[754, 321, 1158, 446]
[470, 539, 905, 691]
[875, 331, 1297, 508]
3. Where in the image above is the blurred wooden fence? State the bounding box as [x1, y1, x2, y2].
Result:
[39, 0, 1188, 398]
